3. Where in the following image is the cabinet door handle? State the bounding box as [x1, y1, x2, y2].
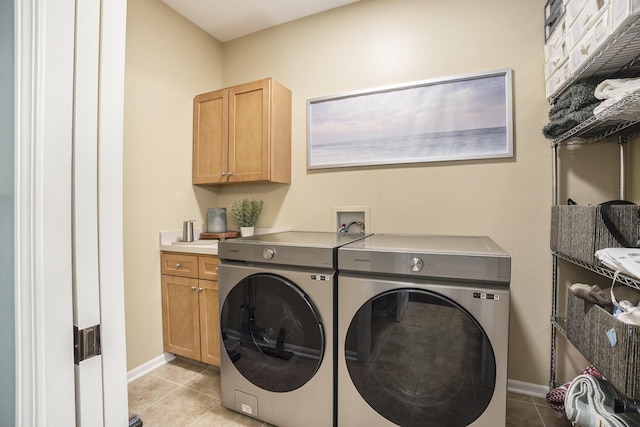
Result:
[191, 286, 197, 291]
[227, 171, 232, 176]
[175, 263, 181, 269]
[221, 172, 226, 176]
[198, 287, 204, 292]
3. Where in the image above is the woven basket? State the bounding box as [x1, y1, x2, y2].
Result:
[551, 205, 639, 265]
[566, 291, 640, 399]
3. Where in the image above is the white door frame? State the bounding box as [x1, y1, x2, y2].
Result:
[14, 0, 128, 425]
[95, 0, 129, 423]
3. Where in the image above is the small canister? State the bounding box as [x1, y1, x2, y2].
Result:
[183, 220, 195, 242]
[207, 208, 227, 233]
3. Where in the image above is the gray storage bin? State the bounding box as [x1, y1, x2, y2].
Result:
[566, 291, 640, 399]
[550, 204, 640, 265]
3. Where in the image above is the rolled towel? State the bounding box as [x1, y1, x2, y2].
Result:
[546, 365, 602, 413]
[565, 375, 637, 427]
[570, 283, 613, 311]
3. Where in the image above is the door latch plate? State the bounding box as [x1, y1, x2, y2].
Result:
[74, 324, 101, 364]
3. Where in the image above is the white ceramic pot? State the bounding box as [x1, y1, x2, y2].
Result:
[240, 226, 255, 237]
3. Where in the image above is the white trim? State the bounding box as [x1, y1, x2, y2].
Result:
[507, 379, 549, 399]
[127, 353, 176, 383]
[14, 0, 36, 423]
[95, 0, 129, 424]
[15, 0, 77, 425]
[128, 364, 550, 400]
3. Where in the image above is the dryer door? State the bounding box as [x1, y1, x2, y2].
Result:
[221, 273, 325, 392]
[345, 289, 496, 427]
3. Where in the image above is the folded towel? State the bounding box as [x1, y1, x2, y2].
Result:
[543, 103, 600, 138]
[548, 102, 599, 123]
[594, 92, 640, 119]
[543, 79, 603, 140]
[553, 79, 601, 112]
[594, 78, 640, 100]
[594, 78, 640, 115]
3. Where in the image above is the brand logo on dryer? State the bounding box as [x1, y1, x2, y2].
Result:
[354, 258, 371, 263]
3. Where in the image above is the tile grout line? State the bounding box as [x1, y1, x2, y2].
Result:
[186, 406, 211, 427]
[181, 384, 223, 401]
[533, 402, 547, 427]
[132, 384, 181, 415]
[132, 364, 206, 415]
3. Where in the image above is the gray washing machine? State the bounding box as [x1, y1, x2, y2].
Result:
[217, 231, 369, 427]
[337, 234, 511, 427]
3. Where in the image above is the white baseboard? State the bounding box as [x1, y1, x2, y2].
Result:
[127, 353, 176, 383]
[508, 379, 549, 399]
[127, 356, 551, 400]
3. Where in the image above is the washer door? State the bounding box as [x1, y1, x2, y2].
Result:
[221, 273, 325, 392]
[345, 289, 496, 427]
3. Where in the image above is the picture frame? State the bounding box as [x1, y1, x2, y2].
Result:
[306, 69, 513, 170]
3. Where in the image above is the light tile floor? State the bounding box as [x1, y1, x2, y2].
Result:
[128, 357, 573, 426]
[506, 392, 572, 427]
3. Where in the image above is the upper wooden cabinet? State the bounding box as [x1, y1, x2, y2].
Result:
[193, 78, 292, 184]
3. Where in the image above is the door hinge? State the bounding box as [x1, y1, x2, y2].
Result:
[74, 324, 101, 364]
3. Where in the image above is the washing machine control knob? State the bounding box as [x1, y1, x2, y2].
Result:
[410, 257, 423, 272]
[263, 247, 275, 260]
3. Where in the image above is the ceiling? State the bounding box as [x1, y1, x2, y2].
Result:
[161, 0, 361, 43]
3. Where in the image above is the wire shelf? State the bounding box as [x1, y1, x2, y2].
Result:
[547, 15, 640, 146]
[551, 91, 640, 146]
[549, 14, 640, 104]
[551, 316, 568, 338]
[553, 251, 640, 291]
[549, 10, 640, 392]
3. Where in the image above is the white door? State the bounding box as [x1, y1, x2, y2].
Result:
[14, 0, 128, 425]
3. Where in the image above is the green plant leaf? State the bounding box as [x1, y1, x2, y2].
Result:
[230, 199, 264, 227]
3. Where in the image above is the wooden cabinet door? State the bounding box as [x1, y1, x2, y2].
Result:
[228, 79, 270, 183]
[193, 88, 228, 184]
[198, 279, 220, 366]
[161, 275, 201, 360]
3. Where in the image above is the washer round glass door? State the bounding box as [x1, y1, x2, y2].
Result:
[345, 289, 495, 427]
[221, 273, 325, 392]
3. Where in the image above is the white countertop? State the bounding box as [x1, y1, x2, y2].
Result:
[159, 227, 293, 255]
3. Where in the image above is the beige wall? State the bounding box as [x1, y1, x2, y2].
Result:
[218, 0, 554, 385]
[123, 0, 637, 386]
[123, 0, 223, 369]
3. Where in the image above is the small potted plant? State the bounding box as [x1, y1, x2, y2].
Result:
[231, 199, 264, 237]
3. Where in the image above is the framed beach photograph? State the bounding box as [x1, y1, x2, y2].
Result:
[306, 69, 513, 169]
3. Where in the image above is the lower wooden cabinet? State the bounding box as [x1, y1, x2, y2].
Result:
[161, 253, 220, 366]
[197, 278, 220, 365]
